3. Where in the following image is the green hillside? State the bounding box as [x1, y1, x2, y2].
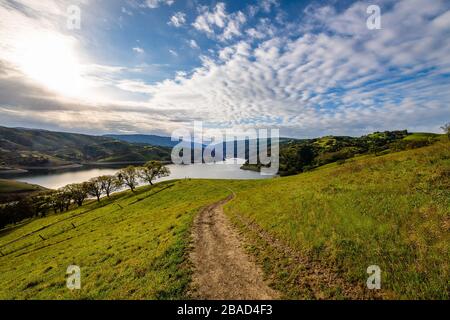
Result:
[403, 132, 440, 141]
[226, 141, 450, 299]
[0, 179, 44, 194]
[0, 179, 46, 204]
[0, 141, 448, 299]
[276, 130, 445, 176]
[0, 126, 171, 169]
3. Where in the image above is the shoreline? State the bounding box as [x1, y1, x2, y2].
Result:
[0, 161, 173, 175]
[0, 164, 83, 175]
[0, 168, 28, 175]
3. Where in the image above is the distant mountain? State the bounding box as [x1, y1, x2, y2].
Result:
[105, 134, 210, 153]
[105, 134, 178, 148]
[0, 126, 172, 170]
[107, 134, 298, 149]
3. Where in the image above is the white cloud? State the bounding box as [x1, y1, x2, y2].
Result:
[245, 18, 276, 40]
[169, 49, 178, 56]
[220, 11, 246, 41]
[121, 7, 133, 16]
[135, 0, 450, 136]
[117, 79, 154, 94]
[246, 28, 265, 40]
[192, 2, 247, 42]
[188, 39, 199, 49]
[144, 0, 174, 9]
[168, 12, 186, 27]
[132, 47, 144, 54]
[247, 0, 279, 17]
[260, 0, 279, 13]
[1, 0, 449, 137]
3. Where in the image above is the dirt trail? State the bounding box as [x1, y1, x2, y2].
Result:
[189, 195, 280, 300]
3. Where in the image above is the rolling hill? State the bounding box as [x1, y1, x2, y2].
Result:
[104, 134, 178, 148]
[0, 179, 46, 204]
[0, 126, 172, 170]
[0, 139, 448, 299]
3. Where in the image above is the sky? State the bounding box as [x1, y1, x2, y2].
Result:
[0, 0, 449, 138]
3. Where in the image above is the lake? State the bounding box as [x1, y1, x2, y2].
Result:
[3, 159, 272, 189]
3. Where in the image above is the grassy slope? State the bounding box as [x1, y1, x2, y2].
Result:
[0, 126, 171, 168]
[0, 179, 46, 204]
[0, 179, 258, 299]
[0, 179, 44, 194]
[225, 141, 450, 299]
[403, 132, 440, 141]
[0, 142, 448, 299]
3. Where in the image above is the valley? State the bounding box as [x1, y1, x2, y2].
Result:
[0, 140, 448, 299]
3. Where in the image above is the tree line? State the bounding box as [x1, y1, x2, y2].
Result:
[277, 128, 448, 176]
[0, 161, 170, 229]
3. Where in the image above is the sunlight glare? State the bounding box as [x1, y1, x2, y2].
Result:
[14, 31, 84, 97]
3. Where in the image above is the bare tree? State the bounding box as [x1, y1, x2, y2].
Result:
[98, 175, 120, 198]
[117, 166, 139, 192]
[139, 161, 171, 185]
[86, 178, 103, 202]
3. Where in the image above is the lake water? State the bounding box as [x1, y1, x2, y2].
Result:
[4, 159, 272, 189]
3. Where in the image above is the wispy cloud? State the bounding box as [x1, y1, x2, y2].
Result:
[168, 11, 186, 27]
[0, 0, 449, 137]
[144, 0, 174, 9]
[121, 7, 133, 16]
[188, 39, 200, 49]
[116, 79, 154, 94]
[132, 47, 145, 54]
[146, 0, 450, 136]
[192, 2, 247, 42]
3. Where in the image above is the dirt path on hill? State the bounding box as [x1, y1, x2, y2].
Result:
[189, 194, 280, 300]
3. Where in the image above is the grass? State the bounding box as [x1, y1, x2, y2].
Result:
[403, 132, 441, 141]
[0, 179, 260, 299]
[224, 141, 450, 299]
[0, 126, 171, 168]
[0, 141, 448, 299]
[0, 179, 44, 194]
[0, 179, 46, 204]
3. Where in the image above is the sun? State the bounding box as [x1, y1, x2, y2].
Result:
[13, 31, 84, 97]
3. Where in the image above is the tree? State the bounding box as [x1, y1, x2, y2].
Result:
[117, 166, 139, 192]
[98, 175, 120, 198]
[48, 187, 72, 213]
[280, 144, 316, 175]
[139, 161, 171, 185]
[86, 178, 103, 202]
[29, 192, 53, 217]
[66, 183, 89, 207]
[441, 122, 450, 139]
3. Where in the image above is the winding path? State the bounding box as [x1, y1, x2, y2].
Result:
[189, 194, 280, 300]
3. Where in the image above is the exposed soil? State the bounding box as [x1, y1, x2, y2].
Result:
[189, 195, 280, 300]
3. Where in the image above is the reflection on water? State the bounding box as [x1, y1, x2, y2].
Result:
[4, 159, 272, 189]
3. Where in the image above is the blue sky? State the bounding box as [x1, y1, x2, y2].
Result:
[78, 0, 317, 85]
[0, 0, 449, 137]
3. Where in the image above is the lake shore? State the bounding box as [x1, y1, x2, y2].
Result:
[1, 160, 272, 189]
[0, 161, 173, 176]
[0, 168, 28, 175]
